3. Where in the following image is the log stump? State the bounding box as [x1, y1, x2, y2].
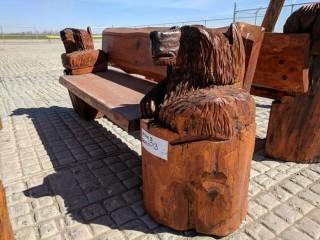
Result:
[265, 56, 320, 163]
[141, 87, 256, 236]
[0, 181, 14, 240]
[68, 91, 103, 121]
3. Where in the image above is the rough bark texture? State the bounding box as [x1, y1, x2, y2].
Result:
[265, 3, 320, 163]
[0, 181, 14, 240]
[261, 0, 285, 32]
[141, 24, 246, 139]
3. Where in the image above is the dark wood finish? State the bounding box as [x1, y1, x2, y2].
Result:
[252, 33, 310, 98]
[0, 181, 14, 240]
[103, 28, 168, 82]
[60, 70, 155, 132]
[261, 0, 285, 32]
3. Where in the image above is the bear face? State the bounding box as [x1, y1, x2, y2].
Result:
[141, 24, 249, 139]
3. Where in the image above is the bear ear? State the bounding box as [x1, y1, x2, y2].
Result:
[224, 23, 239, 44]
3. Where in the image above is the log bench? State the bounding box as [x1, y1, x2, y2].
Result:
[59, 23, 264, 132]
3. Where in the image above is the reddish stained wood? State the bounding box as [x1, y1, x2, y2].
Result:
[102, 28, 168, 82]
[141, 111, 256, 236]
[0, 117, 2, 130]
[261, 0, 285, 32]
[0, 181, 14, 240]
[252, 32, 310, 97]
[59, 69, 155, 132]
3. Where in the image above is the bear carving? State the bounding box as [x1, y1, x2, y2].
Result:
[140, 24, 252, 142]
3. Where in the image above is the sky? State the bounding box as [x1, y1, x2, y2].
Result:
[0, 0, 314, 33]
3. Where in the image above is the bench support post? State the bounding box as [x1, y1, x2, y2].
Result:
[68, 91, 104, 121]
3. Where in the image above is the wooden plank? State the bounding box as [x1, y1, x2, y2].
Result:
[103, 28, 168, 82]
[0, 181, 14, 240]
[237, 22, 265, 91]
[261, 0, 285, 32]
[59, 69, 156, 132]
[251, 33, 310, 97]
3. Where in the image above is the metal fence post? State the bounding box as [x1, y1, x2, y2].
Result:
[233, 1, 237, 23]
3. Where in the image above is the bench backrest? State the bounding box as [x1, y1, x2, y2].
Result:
[102, 23, 265, 89]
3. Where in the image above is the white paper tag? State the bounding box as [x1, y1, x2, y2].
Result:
[141, 129, 168, 161]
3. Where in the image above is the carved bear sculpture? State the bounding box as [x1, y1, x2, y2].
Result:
[140, 24, 248, 141]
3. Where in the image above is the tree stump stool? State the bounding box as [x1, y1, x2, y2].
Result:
[141, 87, 256, 236]
[0, 181, 14, 240]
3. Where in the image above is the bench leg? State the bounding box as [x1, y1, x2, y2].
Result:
[68, 91, 104, 121]
[0, 181, 14, 240]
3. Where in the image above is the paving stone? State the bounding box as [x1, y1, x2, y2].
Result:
[111, 207, 137, 226]
[298, 190, 320, 207]
[245, 222, 275, 240]
[273, 204, 302, 224]
[106, 182, 127, 197]
[38, 220, 59, 239]
[280, 227, 313, 240]
[261, 213, 290, 234]
[255, 193, 281, 210]
[9, 202, 31, 218]
[141, 215, 159, 230]
[131, 201, 146, 217]
[90, 215, 116, 235]
[104, 195, 127, 212]
[307, 208, 320, 224]
[97, 230, 126, 240]
[11, 214, 35, 230]
[15, 227, 38, 240]
[247, 201, 268, 220]
[287, 196, 315, 216]
[67, 224, 93, 240]
[280, 180, 304, 194]
[122, 189, 142, 204]
[81, 203, 106, 221]
[35, 205, 60, 221]
[123, 176, 142, 189]
[295, 217, 320, 239]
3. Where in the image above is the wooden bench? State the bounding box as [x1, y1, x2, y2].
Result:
[59, 23, 265, 132]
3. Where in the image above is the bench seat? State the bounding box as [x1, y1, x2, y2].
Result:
[59, 68, 156, 132]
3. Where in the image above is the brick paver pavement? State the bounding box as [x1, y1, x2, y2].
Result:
[0, 40, 319, 240]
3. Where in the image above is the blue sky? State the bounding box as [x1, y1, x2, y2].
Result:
[0, 0, 313, 33]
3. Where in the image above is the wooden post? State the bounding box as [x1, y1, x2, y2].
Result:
[0, 116, 2, 130]
[261, 0, 285, 32]
[0, 181, 14, 240]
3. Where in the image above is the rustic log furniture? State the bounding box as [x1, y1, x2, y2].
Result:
[60, 27, 108, 75]
[251, 3, 320, 163]
[140, 24, 259, 236]
[59, 23, 264, 132]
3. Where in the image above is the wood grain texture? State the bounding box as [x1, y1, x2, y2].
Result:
[102, 28, 167, 81]
[0, 181, 14, 240]
[141, 111, 256, 236]
[60, 70, 155, 132]
[261, 0, 285, 32]
[252, 33, 310, 97]
[265, 4, 320, 163]
[141, 24, 247, 130]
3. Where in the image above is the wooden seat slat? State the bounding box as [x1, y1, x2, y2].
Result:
[59, 69, 156, 132]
